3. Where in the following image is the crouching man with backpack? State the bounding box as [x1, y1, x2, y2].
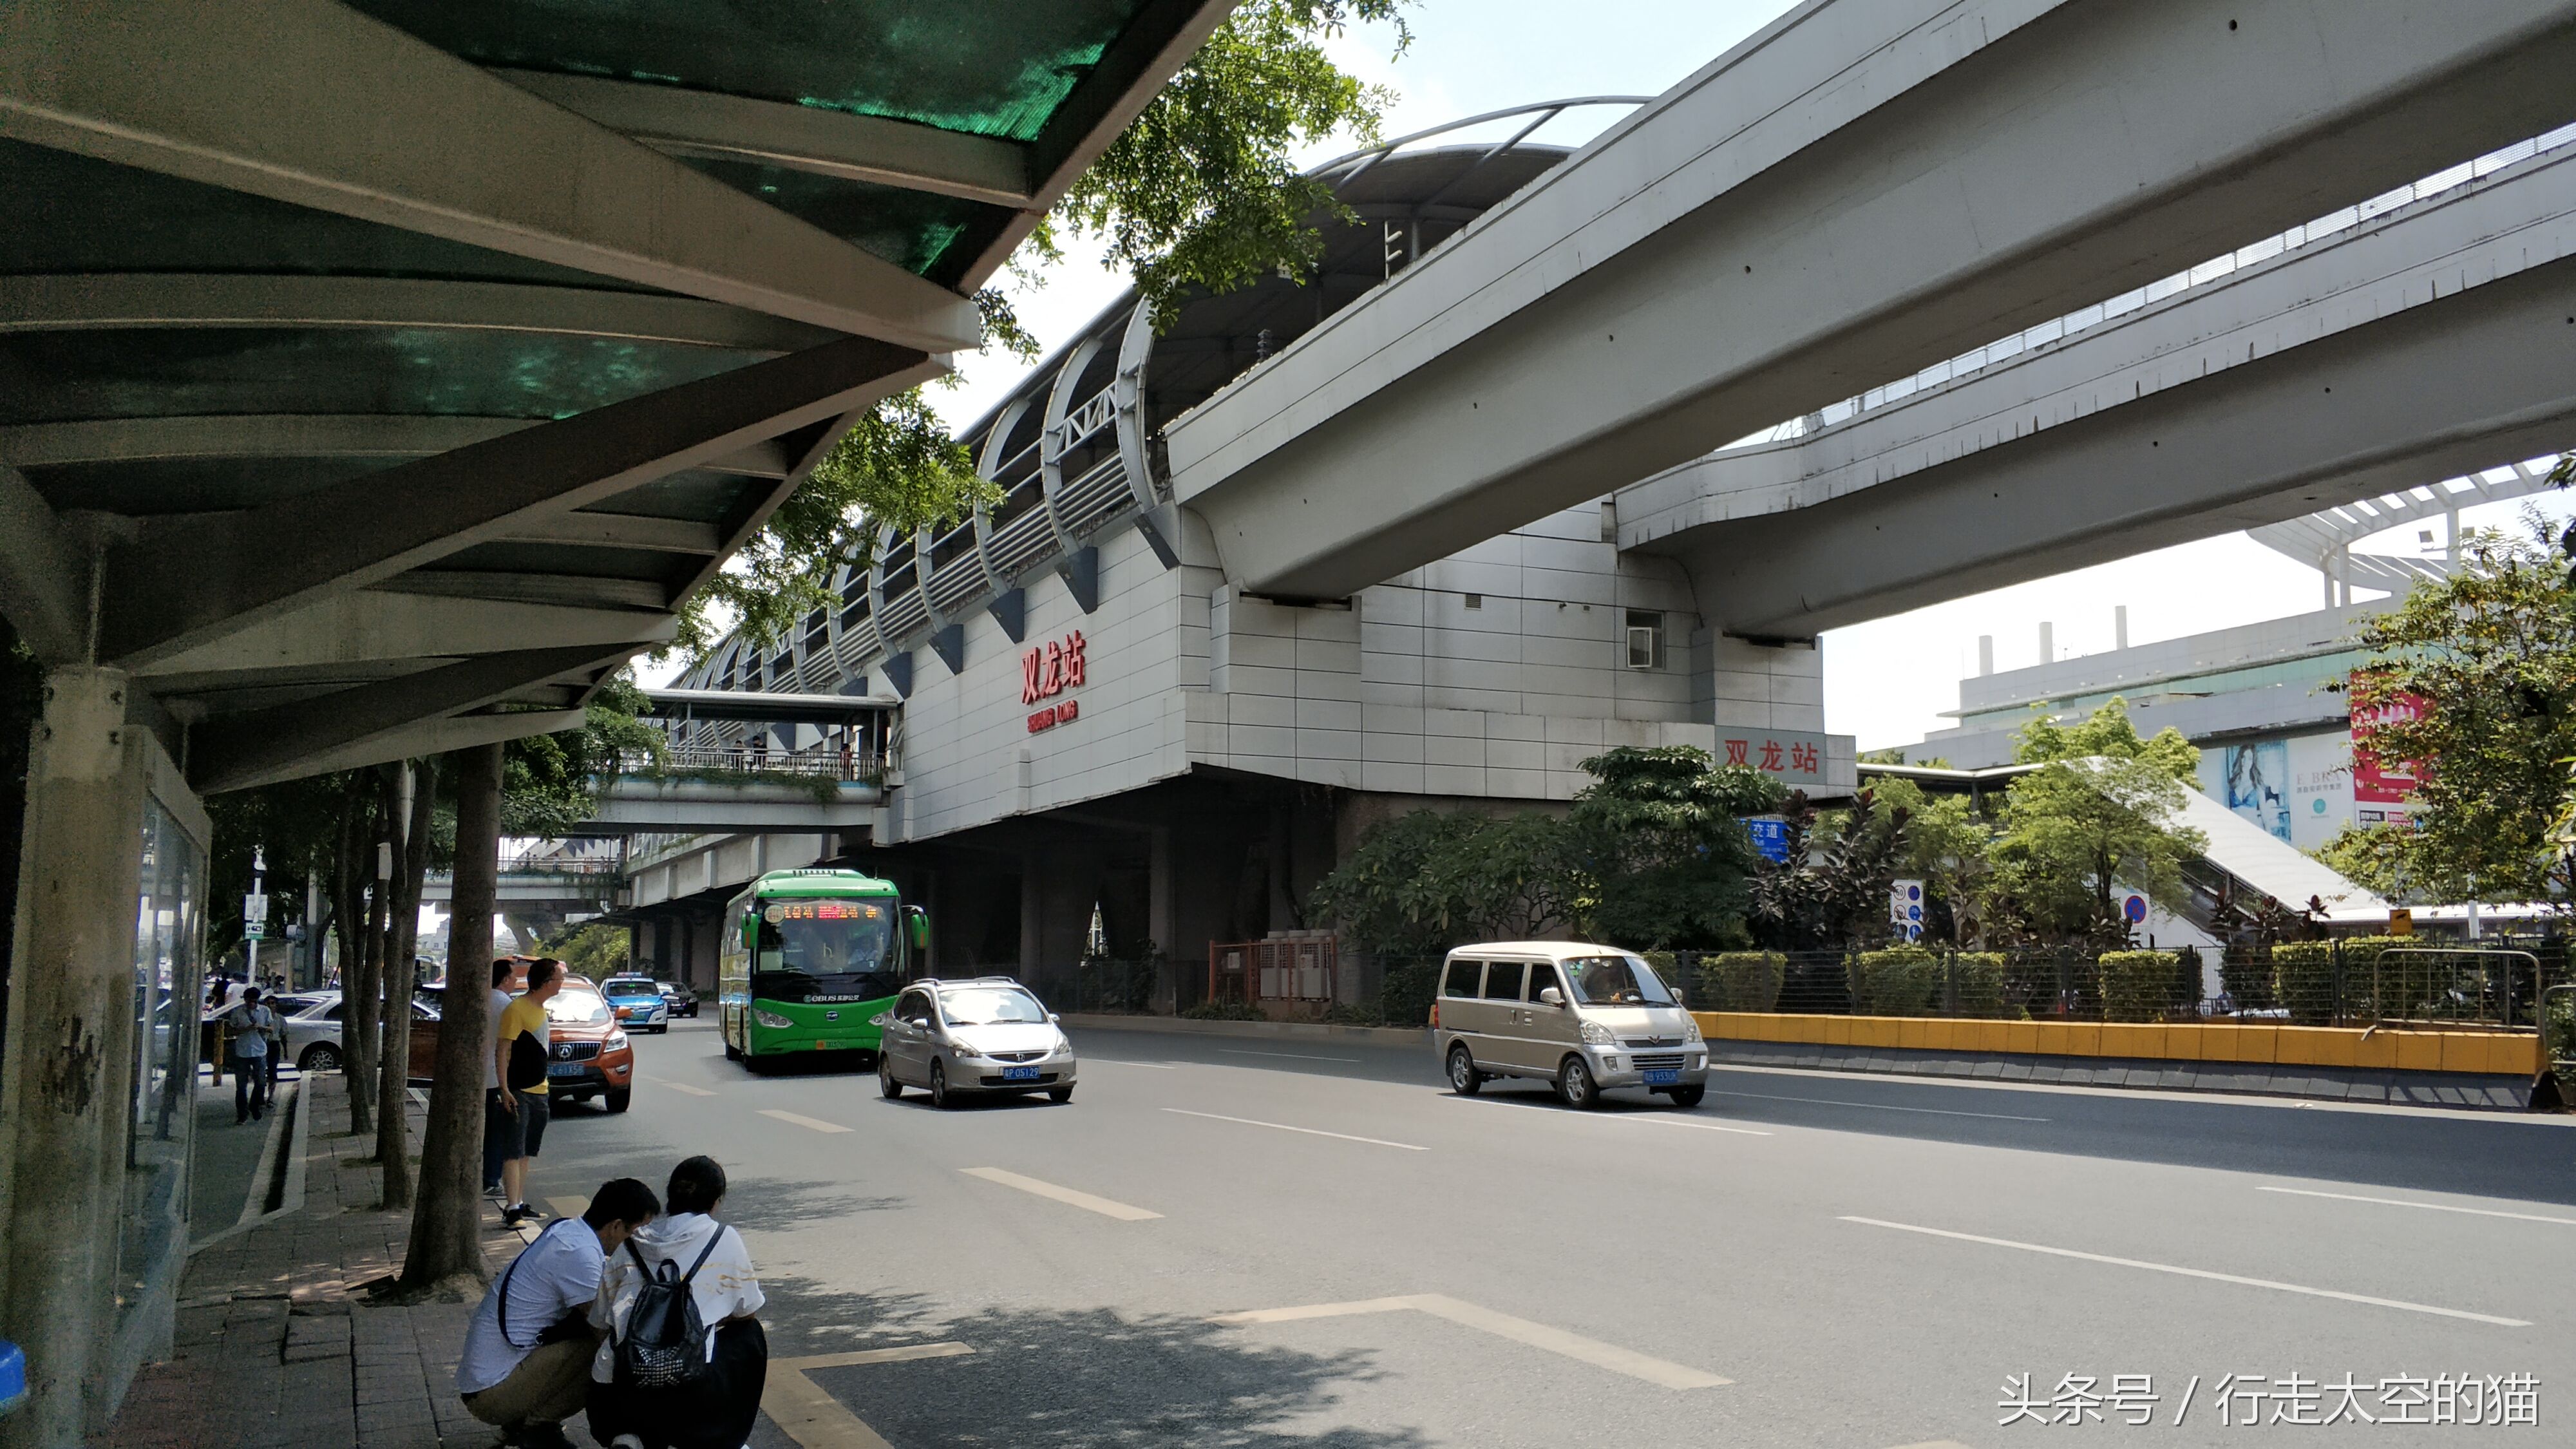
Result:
[458, 1178, 661, 1449]
[588, 1155, 768, 1449]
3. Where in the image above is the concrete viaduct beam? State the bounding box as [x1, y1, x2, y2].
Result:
[1164, 0, 2576, 600]
[1622, 137, 2576, 634]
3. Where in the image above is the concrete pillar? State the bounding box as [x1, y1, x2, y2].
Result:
[1698, 634, 1824, 733]
[1977, 635, 1993, 677]
[1149, 827, 1177, 1012]
[2114, 605, 2128, 651]
[2038, 621, 2054, 665]
[1266, 808, 1294, 934]
[0, 668, 151, 1446]
[1019, 850, 1043, 981]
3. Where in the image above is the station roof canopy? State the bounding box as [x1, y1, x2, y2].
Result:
[0, 0, 1232, 795]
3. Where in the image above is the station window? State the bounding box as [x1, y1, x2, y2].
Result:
[1624, 610, 1664, 669]
[1463, 593, 1482, 610]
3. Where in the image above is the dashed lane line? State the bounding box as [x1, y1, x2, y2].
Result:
[766, 1341, 973, 1449]
[2258, 1185, 2576, 1226]
[659, 1079, 717, 1097]
[1217, 1047, 1363, 1063]
[1841, 1217, 2530, 1327]
[1211, 1293, 1728, 1390]
[759, 1108, 853, 1134]
[1716, 1090, 2048, 1122]
[1081, 1058, 1178, 1068]
[1162, 1107, 1428, 1151]
[1438, 1095, 1772, 1135]
[959, 1166, 1162, 1221]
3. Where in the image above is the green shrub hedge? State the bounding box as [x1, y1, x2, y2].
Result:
[2098, 950, 2179, 1023]
[1850, 945, 1942, 1016]
[1696, 952, 1786, 1012]
[1951, 952, 2009, 1017]
[2270, 936, 2414, 1025]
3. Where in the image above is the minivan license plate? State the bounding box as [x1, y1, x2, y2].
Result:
[1002, 1065, 1041, 1082]
[1642, 1068, 1680, 1086]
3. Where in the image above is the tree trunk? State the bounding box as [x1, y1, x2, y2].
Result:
[332, 785, 376, 1137]
[374, 762, 435, 1209]
[403, 743, 501, 1287]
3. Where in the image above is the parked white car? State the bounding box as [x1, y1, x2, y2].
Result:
[267, 990, 437, 1075]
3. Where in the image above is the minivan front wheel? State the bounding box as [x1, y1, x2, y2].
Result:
[1557, 1056, 1600, 1110]
[1446, 1045, 1483, 1096]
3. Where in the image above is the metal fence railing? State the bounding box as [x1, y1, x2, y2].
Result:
[616, 746, 882, 782]
[1627, 940, 2568, 1034]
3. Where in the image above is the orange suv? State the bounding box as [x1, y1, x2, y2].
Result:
[413, 960, 636, 1113]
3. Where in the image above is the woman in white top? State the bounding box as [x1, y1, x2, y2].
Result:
[587, 1155, 766, 1449]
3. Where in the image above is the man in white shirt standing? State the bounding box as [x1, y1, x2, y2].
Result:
[588, 1156, 767, 1449]
[483, 958, 518, 1198]
[457, 1177, 659, 1449]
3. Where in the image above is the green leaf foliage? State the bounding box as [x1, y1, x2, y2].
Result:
[2096, 949, 2181, 1023]
[1567, 746, 1781, 949]
[1985, 701, 2205, 947]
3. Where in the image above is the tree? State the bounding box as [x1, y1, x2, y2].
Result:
[1567, 746, 1779, 949]
[2320, 520, 2576, 905]
[1867, 774, 1994, 945]
[545, 922, 633, 983]
[1984, 699, 2206, 945]
[1307, 808, 1580, 955]
[1749, 789, 1915, 949]
[670, 1, 1414, 658]
[401, 744, 502, 1291]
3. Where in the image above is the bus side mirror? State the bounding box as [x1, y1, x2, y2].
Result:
[905, 905, 929, 950]
[739, 914, 759, 950]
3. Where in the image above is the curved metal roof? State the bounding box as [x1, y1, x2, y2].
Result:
[0, 0, 1235, 793]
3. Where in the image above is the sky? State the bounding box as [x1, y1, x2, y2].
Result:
[697, 1, 2573, 750]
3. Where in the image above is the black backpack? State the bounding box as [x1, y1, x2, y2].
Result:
[612, 1232, 723, 1390]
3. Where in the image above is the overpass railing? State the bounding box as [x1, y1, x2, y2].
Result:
[614, 746, 883, 783]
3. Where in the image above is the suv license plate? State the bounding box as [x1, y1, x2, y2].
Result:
[1002, 1066, 1041, 1082]
[546, 1063, 585, 1079]
[1642, 1068, 1680, 1086]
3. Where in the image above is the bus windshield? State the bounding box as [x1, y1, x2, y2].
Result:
[753, 897, 900, 1003]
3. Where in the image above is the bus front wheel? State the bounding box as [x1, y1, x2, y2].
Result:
[723, 1040, 741, 1061]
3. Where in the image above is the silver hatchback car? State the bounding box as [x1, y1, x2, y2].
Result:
[876, 977, 1077, 1108]
[1432, 942, 1708, 1108]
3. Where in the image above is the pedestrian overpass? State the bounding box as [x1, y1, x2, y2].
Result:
[1164, 0, 2576, 601]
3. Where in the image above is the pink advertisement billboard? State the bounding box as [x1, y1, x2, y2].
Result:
[2347, 675, 2427, 806]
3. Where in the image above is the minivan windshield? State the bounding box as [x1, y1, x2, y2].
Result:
[938, 987, 1048, 1026]
[1563, 954, 1676, 1007]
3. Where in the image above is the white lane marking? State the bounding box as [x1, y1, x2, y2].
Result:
[659, 1080, 717, 1097]
[1218, 1047, 1362, 1063]
[1439, 1096, 1770, 1135]
[766, 1343, 972, 1449]
[1211, 1293, 1728, 1390]
[1841, 1217, 2530, 1327]
[1083, 1058, 1178, 1069]
[1162, 1107, 1427, 1151]
[2259, 1185, 2576, 1226]
[759, 1108, 853, 1134]
[960, 1167, 1162, 1221]
[1717, 1090, 2047, 1122]
[1887, 1441, 1977, 1449]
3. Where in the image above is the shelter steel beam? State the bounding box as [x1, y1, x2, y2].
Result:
[493, 71, 1034, 209]
[188, 645, 623, 795]
[135, 594, 681, 686]
[97, 334, 931, 667]
[0, 275, 840, 353]
[0, 461, 88, 663]
[0, 415, 797, 480]
[0, 0, 981, 352]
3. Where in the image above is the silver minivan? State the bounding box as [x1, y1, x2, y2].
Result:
[1431, 942, 1708, 1108]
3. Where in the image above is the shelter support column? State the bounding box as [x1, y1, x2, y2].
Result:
[0, 667, 151, 1448]
[1148, 827, 1175, 1013]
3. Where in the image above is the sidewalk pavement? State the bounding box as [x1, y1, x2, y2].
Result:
[97, 1079, 590, 1449]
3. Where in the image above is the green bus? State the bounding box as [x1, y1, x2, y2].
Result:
[719, 869, 925, 1071]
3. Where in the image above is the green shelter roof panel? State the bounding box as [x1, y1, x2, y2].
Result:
[349, 1, 1156, 142]
[434, 541, 697, 583]
[0, 329, 764, 426]
[20, 457, 398, 518]
[677, 160, 1001, 285]
[0, 140, 649, 290]
[588, 471, 764, 523]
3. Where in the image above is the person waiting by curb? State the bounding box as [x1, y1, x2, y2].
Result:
[587, 1156, 768, 1449]
[225, 988, 278, 1124]
[484, 957, 520, 1200]
[495, 958, 567, 1227]
[457, 1178, 660, 1449]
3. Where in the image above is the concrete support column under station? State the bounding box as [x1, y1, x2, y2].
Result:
[0, 668, 153, 1447]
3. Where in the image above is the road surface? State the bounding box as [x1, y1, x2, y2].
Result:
[527, 1020, 2576, 1448]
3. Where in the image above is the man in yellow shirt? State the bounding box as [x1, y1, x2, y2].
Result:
[494, 958, 566, 1227]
